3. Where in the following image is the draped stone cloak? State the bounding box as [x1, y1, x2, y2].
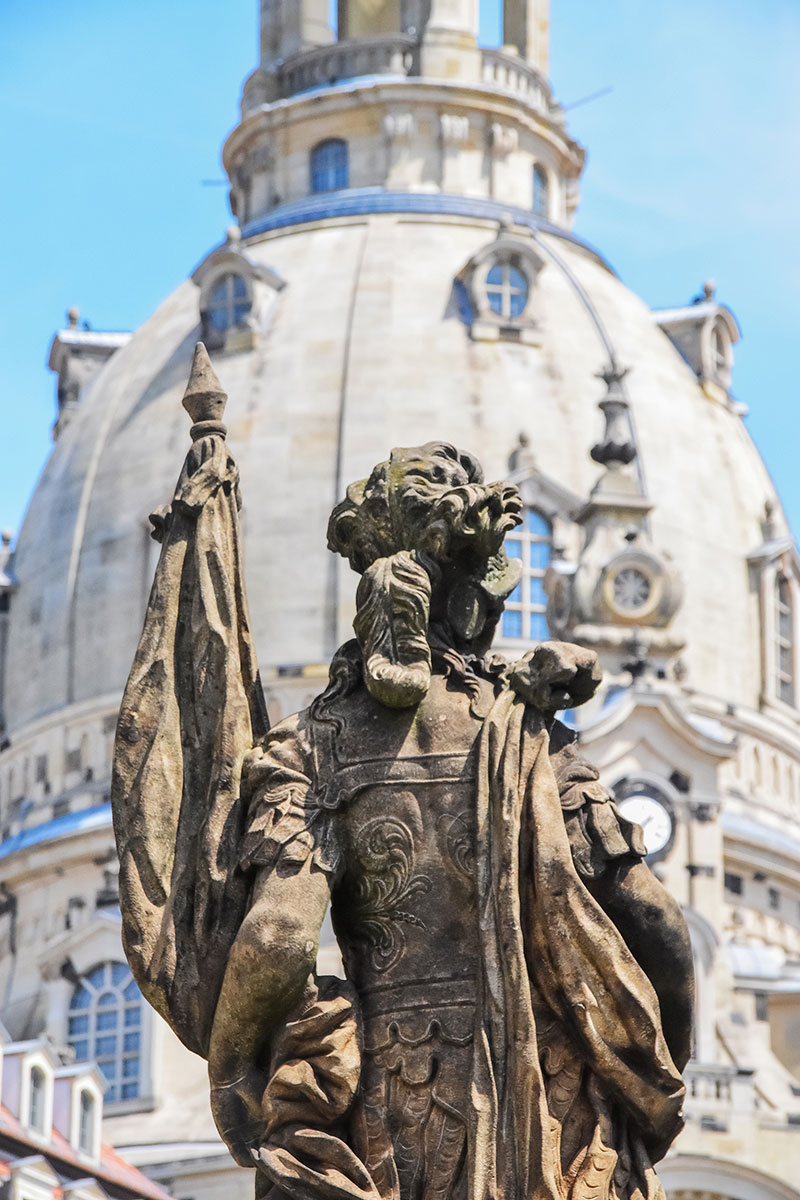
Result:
[111, 429, 267, 1058]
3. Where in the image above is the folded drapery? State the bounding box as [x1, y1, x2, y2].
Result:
[470, 689, 684, 1200]
[254, 977, 380, 1200]
[112, 404, 267, 1058]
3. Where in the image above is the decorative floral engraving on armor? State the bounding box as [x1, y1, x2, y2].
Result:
[436, 810, 474, 880]
[351, 816, 432, 973]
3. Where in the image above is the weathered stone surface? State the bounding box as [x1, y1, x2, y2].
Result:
[112, 362, 693, 1200]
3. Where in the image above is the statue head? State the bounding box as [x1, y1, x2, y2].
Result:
[327, 442, 523, 708]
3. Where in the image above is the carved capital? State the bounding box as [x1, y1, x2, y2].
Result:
[384, 111, 416, 142]
[490, 123, 518, 156]
[440, 113, 469, 145]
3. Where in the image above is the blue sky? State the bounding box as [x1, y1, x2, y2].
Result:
[2, 0, 799, 537]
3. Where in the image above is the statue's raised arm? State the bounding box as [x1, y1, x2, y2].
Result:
[112, 379, 693, 1200]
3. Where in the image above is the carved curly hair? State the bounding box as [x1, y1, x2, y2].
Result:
[326, 443, 522, 708]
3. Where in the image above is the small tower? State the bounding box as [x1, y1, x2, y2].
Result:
[227, 0, 582, 232]
[545, 366, 685, 680]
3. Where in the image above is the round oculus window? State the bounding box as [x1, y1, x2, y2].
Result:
[612, 566, 651, 612]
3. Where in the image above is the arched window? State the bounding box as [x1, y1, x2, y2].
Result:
[79, 1089, 96, 1156]
[776, 574, 795, 706]
[501, 509, 552, 641]
[69, 962, 143, 1102]
[486, 261, 529, 320]
[29, 1066, 46, 1132]
[310, 139, 348, 193]
[533, 164, 550, 218]
[207, 273, 251, 333]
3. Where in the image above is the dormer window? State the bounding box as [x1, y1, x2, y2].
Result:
[748, 535, 800, 712]
[29, 1065, 47, 1133]
[486, 262, 529, 320]
[776, 574, 795, 706]
[208, 273, 251, 334]
[200, 269, 254, 350]
[654, 285, 740, 398]
[79, 1089, 97, 1157]
[533, 164, 549, 218]
[310, 139, 348, 193]
[193, 228, 285, 355]
[709, 317, 733, 391]
[457, 233, 546, 344]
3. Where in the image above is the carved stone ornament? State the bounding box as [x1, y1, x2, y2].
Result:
[112, 347, 693, 1200]
[440, 113, 470, 145]
[490, 122, 519, 156]
[384, 111, 416, 142]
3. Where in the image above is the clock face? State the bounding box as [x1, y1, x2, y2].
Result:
[612, 566, 652, 612]
[616, 793, 673, 856]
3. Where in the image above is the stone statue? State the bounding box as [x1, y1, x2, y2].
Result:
[112, 345, 693, 1200]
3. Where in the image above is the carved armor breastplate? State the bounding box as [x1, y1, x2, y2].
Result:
[320, 677, 486, 1194]
[326, 675, 484, 1003]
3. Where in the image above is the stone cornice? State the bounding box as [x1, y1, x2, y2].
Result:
[223, 75, 585, 175]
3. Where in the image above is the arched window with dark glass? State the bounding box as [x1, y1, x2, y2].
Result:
[310, 139, 349, 194]
[69, 962, 143, 1102]
[28, 1065, 46, 1132]
[776, 574, 795, 706]
[207, 273, 251, 334]
[501, 509, 552, 641]
[533, 164, 550, 218]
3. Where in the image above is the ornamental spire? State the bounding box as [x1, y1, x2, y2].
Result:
[590, 363, 637, 469]
[182, 342, 227, 437]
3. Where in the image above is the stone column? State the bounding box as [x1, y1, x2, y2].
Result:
[503, 0, 549, 75]
[421, 0, 480, 80]
[260, 0, 332, 68]
[426, 0, 478, 34]
[338, 0, 402, 37]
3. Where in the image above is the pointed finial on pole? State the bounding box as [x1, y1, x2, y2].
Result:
[182, 342, 228, 440]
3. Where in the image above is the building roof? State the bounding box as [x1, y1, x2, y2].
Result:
[0, 804, 111, 863]
[0, 1104, 171, 1200]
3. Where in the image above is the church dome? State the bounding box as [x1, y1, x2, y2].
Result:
[4, 208, 780, 734]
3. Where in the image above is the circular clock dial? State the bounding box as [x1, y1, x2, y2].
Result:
[616, 794, 673, 856]
[612, 567, 652, 612]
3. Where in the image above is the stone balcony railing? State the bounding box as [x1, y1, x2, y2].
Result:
[241, 38, 561, 115]
[685, 1062, 736, 1105]
[279, 35, 417, 98]
[683, 1061, 756, 1131]
[480, 47, 556, 116]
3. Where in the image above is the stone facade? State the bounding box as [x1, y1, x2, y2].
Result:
[2, 2, 800, 1199]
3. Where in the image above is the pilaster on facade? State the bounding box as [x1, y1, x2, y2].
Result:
[503, 0, 550, 75]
